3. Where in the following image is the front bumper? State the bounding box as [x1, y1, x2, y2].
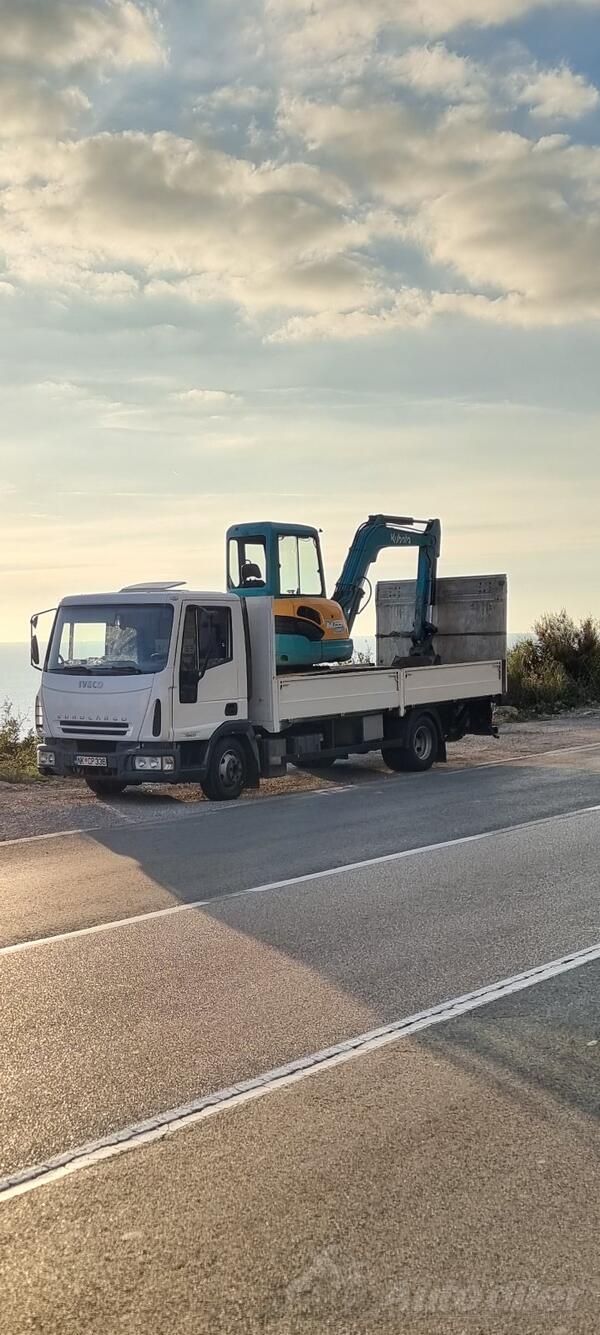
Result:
[37, 739, 188, 784]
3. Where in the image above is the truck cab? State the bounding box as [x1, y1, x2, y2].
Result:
[35, 586, 257, 799]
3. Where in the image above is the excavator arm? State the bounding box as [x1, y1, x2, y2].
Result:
[333, 515, 441, 657]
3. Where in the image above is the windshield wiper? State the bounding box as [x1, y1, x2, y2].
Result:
[97, 664, 144, 675]
[51, 664, 93, 674]
[50, 662, 145, 675]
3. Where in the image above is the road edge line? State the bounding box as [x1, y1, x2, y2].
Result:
[2, 939, 599, 1203]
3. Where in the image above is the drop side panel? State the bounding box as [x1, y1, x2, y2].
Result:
[403, 660, 504, 708]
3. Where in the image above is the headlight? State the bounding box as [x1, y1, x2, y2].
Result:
[37, 747, 55, 767]
[134, 756, 163, 771]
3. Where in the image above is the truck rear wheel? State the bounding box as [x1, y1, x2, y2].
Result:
[382, 713, 438, 774]
[85, 779, 128, 797]
[201, 737, 247, 802]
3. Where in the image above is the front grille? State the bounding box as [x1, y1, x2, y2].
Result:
[64, 738, 119, 754]
[59, 720, 130, 737]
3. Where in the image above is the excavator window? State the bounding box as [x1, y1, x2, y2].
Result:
[228, 537, 267, 589]
[278, 535, 323, 597]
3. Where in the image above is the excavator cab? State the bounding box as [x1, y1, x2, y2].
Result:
[226, 521, 353, 669]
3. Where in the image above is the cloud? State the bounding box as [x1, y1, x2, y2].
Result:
[172, 389, 240, 406]
[280, 94, 600, 330]
[267, 0, 387, 81]
[516, 65, 600, 120]
[4, 91, 600, 336]
[383, 44, 488, 103]
[0, 0, 164, 72]
[1, 4, 599, 342]
[269, 289, 434, 341]
[268, 287, 574, 342]
[267, 0, 600, 78]
[193, 83, 271, 114]
[0, 129, 385, 316]
[0, 73, 89, 137]
[386, 47, 599, 122]
[395, 0, 600, 35]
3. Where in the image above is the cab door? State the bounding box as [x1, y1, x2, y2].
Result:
[172, 603, 243, 741]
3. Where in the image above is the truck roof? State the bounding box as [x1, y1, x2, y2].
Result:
[59, 589, 241, 607]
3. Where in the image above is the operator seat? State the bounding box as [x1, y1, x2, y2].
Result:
[240, 561, 265, 588]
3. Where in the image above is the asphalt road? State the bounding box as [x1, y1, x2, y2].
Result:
[1, 736, 599, 1332]
[2, 739, 600, 946]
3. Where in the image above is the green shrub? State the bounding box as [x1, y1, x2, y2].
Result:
[506, 612, 600, 714]
[0, 700, 40, 782]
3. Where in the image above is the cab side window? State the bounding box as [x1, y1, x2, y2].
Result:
[179, 606, 233, 703]
[179, 607, 199, 703]
[198, 607, 232, 669]
[228, 538, 267, 589]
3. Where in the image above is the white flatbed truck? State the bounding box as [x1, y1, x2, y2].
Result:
[33, 585, 504, 799]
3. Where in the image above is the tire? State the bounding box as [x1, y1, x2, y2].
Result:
[380, 745, 408, 772]
[85, 778, 128, 796]
[382, 713, 438, 774]
[201, 736, 247, 801]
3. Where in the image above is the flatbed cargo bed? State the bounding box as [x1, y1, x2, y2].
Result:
[245, 600, 503, 731]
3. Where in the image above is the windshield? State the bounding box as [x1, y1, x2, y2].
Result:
[46, 604, 174, 675]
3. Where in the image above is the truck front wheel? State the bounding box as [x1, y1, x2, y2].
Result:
[382, 713, 438, 774]
[201, 737, 247, 802]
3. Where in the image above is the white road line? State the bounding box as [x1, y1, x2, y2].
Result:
[0, 809, 224, 849]
[2, 739, 599, 850]
[2, 803, 599, 958]
[0, 825, 102, 848]
[2, 938, 599, 1204]
[448, 739, 600, 772]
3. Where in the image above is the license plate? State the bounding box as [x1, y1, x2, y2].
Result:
[75, 754, 108, 768]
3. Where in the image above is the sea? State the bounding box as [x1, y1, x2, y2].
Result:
[0, 645, 40, 729]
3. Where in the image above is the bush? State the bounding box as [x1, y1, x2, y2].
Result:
[0, 700, 39, 782]
[506, 612, 600, 714]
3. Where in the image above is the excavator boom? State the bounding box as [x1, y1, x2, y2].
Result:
[333, 515, 441, 656]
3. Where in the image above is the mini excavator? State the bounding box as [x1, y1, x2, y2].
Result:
[227, 515, 441, 671]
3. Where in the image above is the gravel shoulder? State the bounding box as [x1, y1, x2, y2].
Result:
[1, 708, 599, 843]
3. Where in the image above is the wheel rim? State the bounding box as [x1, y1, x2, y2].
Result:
[218, 748, 244, 792]
[413, 724, 433, 761]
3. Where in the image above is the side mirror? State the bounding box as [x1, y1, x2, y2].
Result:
[30, 607, 56, 672]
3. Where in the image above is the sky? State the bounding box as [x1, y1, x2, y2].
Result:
[1, 0, 600, 641]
